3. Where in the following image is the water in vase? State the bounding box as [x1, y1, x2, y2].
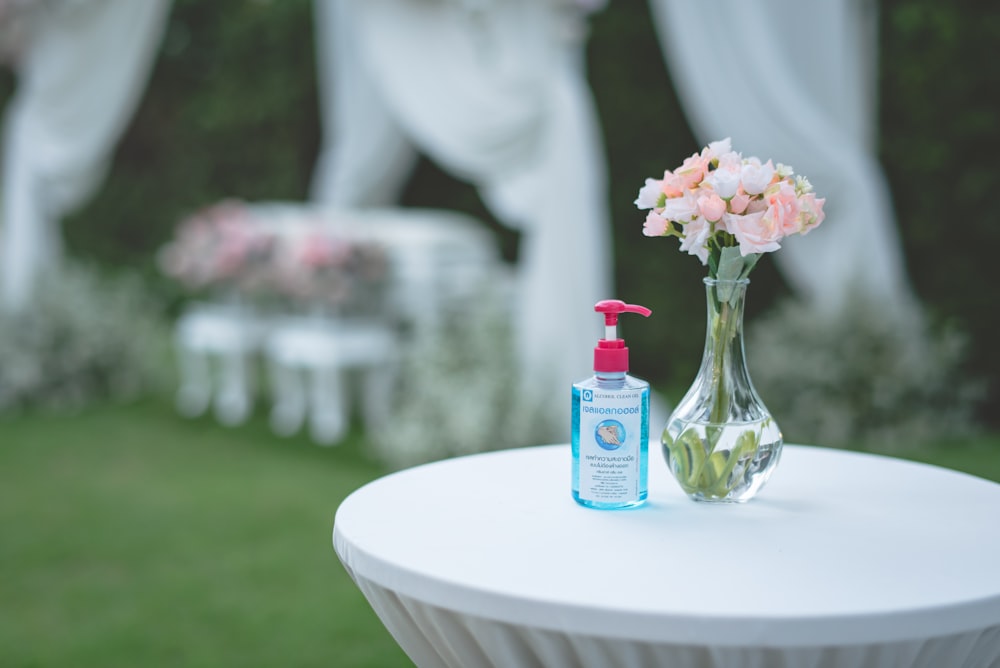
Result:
[662, 416, 782, 503]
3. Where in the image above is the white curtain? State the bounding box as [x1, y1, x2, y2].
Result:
[312, 0, 613, 431]
[0, 0, 170, 309]
[648, 0, 917, 318]
[309, 0, 417, 207]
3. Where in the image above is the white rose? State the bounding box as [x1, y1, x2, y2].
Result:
[634, 178, 663, 209]
[705, 166, 741, 199]
[740, 157, 775, 196]
[660, 191, 700, 222]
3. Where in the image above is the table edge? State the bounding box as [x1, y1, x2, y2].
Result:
[333, 444, 1000, 647]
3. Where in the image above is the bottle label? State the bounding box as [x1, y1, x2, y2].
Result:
[578, 388, 643, 503]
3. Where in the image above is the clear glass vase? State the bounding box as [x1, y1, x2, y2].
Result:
[662, 278, 782, 502]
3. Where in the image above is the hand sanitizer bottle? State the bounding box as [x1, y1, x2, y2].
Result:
[572, 300, 651, 509]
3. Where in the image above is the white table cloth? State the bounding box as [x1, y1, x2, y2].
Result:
[333, 445, 1000, 667]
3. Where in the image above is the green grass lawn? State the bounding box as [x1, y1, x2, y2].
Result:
[2, 399, 998, 667]
[0, 399, 412, 668]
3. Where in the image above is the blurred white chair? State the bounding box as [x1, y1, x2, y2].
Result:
[255, 206, 503, 445]
[174, 301, 264, 426]
[170, 204, 506, 445]
[264, 315, 397, 445]
[353, 208, 503, 330]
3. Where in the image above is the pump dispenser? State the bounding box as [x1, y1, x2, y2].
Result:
[593, 300, 652, 374]
[572, 300, 652, 509]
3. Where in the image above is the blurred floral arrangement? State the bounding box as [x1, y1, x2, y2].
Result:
[0, 261, 171, 413]
[158, 200, 388, 309]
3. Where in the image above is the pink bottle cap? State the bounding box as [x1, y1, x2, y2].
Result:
[592, 300, 651, 373]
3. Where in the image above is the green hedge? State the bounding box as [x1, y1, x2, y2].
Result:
[878, 0, 1000, 425]
[49, 0, 998, 423]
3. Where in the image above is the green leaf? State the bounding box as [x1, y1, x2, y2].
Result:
[706, 239, 721, 277]
[715, 246, 746, 302]
[717, 246, 746, 283]
[664, 427, 708, 494]
[734, 429, 760, 458]
[739, 253, 761, 280]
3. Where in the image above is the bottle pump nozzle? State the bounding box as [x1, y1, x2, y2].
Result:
[593, 300, 651, 373]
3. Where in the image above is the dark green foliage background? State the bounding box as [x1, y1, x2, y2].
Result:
[34, 0, 999, 423]
[877, 0, 1000, 424]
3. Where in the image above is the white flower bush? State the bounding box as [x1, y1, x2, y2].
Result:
[746, 289, 983, 451]
[370, 281, 556, 469]
[0, 261, 171, 412]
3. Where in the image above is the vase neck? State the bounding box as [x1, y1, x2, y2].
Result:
[703, 274, 747, 313]
[697, 278, 757, 422]
[702, 278, 749, 343]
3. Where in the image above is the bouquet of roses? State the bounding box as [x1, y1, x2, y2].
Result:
[636, 137, 825, 282]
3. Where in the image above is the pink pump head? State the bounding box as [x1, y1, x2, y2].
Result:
[592, 300, 652, 373]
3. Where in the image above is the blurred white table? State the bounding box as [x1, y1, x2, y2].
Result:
[333, 445, 1000, 668]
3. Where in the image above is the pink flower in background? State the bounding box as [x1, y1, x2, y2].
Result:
[160, 202, 386, 305]
[299, 233, 336, 267]
[635, 138, 826, 278]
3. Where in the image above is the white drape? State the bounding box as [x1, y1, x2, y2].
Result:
[0, 0, 169, 309]
[312, 0, 612, 431]
[648, 0, 917, 317]
[309, 0, 417, 207]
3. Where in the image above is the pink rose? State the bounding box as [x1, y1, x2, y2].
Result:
[660, 170, 686, 198]
[765, 181, 801, 235]
[697, 193, 727, 222]
[745, 196, 768, 215]
[798, 193, 826, 233]
[660, 191, 700, 222]
[643, 211, 669, 237]
[676, 153, 709, 189]
[729, 191, 751, 215]
[724, 210, 782, 256]
[740, 157, 775, 196]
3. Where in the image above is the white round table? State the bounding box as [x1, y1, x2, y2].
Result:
[333, 445, 1000, 667]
